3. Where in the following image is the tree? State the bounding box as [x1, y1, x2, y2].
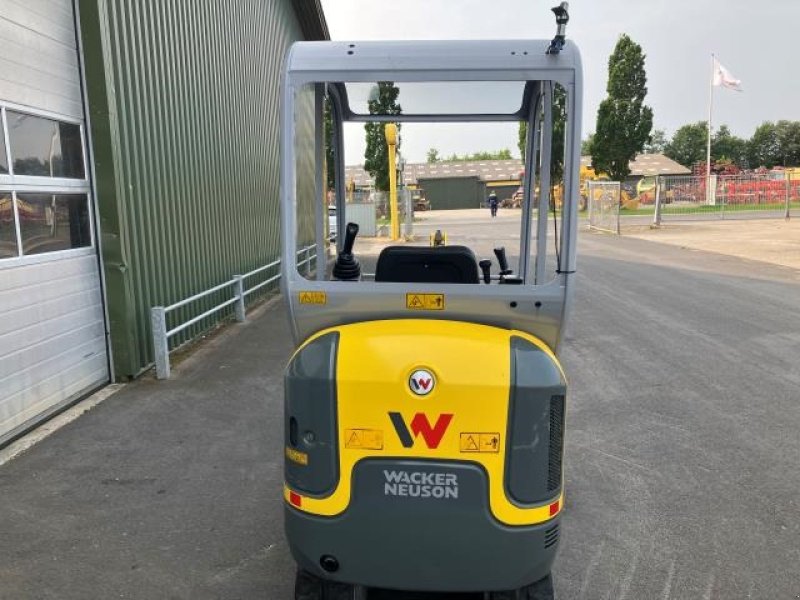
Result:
[518, 85, 566, 177]
[551, 86, 567, 182]
[442, 149, 514, 162]
[426, 148, 440, 163]
[664, 122, 707, 167]
[776, 120, 800, 166]
[581, 133, 595, 157]
[747, 122, 781, 168]
[363, 82, 401, 191]
[643, 128, 668, 154]
[711, 125, 747, 167]
[590, 35, 653, 181]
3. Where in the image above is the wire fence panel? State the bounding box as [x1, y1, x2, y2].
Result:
[355, 190, 414, 238]
[657, 174, 799, 221]
[399, 188, 414, 238]
[587, 181, 621, 234]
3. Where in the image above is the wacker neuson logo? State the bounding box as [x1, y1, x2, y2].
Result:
[383, 469, 459, 500]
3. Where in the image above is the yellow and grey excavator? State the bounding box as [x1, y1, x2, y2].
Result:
[280, 4, 581, 598]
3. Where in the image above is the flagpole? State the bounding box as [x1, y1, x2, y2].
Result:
[706, 53, 714, 204]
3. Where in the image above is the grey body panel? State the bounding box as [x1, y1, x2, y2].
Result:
[284, 332, 339, 495]
[506, 337, 567, 505]
[285, 460, 559, 592]
[285, 277, 568, 352]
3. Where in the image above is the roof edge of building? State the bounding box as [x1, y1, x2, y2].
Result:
[291, 0, 330, 41]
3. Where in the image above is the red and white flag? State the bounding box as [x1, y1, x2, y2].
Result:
[712, 58, 742, 91]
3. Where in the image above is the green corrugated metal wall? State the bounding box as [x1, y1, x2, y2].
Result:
[79, 0, 306, 378]
[420, 177, 486, 210]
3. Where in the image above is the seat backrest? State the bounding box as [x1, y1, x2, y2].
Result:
[374, 245, 479, 284]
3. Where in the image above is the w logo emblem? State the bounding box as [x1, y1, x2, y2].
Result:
[409, 369, 435, 396]
[389, 412, 453, 449]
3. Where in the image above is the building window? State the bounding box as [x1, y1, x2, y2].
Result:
[6, 110, 85, 179]
[17, 193, 91, 255]
[0, 192, 17, 258]
[0, 119, 8, 175]
[0, 105, 93, 261]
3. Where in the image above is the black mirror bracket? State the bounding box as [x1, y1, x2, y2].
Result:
[546, 2, 570, 55]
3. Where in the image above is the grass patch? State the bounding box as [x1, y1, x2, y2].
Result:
[619, 201, 800, 216]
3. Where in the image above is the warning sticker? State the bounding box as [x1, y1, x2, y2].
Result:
[460, 433, 501, 453]
[299, 291, 327, 305]
[344, 429, 384, 450]
[460, 433, 480, 453]
[479, 433, 501, 453]
[405, 293, 445, 311]
[285, 446, 309, 465]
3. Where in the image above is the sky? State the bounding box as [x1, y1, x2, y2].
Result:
[320, 0, 800, 164]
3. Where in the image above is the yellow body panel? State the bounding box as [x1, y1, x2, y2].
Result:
[285, 319, 565, 526]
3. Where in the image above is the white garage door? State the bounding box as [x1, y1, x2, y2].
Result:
[0, 1, 109, 444]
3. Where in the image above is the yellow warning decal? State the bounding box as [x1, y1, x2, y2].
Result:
[285, 446, 309, 465]
[344, 428, 384, 450]
[460, 433, 480, 452]
[480, 433, 501, 453]
[299, 291, 327, 305]
[460, 433, 501, 453]
[405, 293, 445, 311]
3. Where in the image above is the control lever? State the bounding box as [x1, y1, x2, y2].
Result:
[342, 222, 358, 255]
[332, 222, 361, 281]
[479, 260, 492, 284]
[493, 247, 512, 276]
[492, 247, 523, 284]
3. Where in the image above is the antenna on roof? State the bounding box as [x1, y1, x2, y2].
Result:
[546, 2, 570, 55]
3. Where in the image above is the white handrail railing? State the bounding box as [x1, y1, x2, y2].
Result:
[150, 244, 317, 379]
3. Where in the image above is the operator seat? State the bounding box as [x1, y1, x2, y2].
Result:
[374, 245, 480, 284]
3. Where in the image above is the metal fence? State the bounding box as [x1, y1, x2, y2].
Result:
[361, 190, 414, 238]
[399, 189, 414, 238]
[587, 180, 621, 234]
[650, 174, 798, 224]
[582, 174, 798, 232]
[150, 244, 318, 379]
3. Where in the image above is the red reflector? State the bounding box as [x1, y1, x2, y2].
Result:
[289, 491, 302, 507]
[549, 500, 560, 516]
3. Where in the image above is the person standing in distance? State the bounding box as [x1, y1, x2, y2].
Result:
[488, 190, 499, 218]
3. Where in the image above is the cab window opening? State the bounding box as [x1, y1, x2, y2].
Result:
[292, 80, 572, 287]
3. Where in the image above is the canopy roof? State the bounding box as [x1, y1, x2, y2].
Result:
[285, 40, 582, 77]
[286, 40, 582, 121]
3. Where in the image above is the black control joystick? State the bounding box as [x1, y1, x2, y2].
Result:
[332, 222, 361, 281]
[493, 247, 512, 276]
[493, 247, 523, 285]
[479, 259, 492, 284]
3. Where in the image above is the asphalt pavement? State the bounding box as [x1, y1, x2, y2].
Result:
[1, 214, 799, 599]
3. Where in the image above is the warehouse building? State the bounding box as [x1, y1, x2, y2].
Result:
[344, 154, 691, 209]
[0, 0, 328, 444]
[346, 159, 523, 210]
